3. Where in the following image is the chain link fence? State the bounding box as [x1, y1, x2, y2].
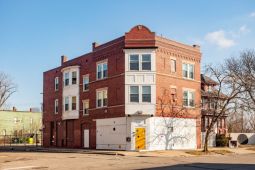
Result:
[0, 133, 42, 148]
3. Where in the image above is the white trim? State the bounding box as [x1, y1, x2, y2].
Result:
[182, 89, 195, 108]
[96, 88, 108, 108]
[61, 65, 80, 72]
[55, 77, 59, 91]
[54, 99, 58, 114]
[82, 74, 89, 92]
[182, 62, 195, 80]
[96, 61, 108, 80]
[82, 99, 89, 116]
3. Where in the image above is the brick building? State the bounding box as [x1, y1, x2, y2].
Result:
[201, 74, 227, 134]
[43, 25, 202, 150]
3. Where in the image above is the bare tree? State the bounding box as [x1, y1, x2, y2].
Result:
[0, 72, 17, 109]
[150, 88, 197, 150]
[203, 65, 245, 152]
[226, 50, 255, 132]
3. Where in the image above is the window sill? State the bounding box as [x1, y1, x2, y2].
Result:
[96, 77, 108, 81]
[83, 90, 89, 92]
[128, 70, 152, 72]
[63, 84, 79, 88]
[183, 106, 195, 109]
[95, 106, 108, 109]
[128, 102, 153, 104]
[182, 77, 195, 81]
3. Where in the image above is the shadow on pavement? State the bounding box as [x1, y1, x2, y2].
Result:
[139, 163, 255, 170]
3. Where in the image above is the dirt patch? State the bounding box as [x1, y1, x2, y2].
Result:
[186, 150, 233, 156]
[211, 150, 233, 155]
[246, 147, 255, 151]
[32, 166, 49, 169]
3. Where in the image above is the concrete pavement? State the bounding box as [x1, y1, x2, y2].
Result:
[1, 151, 255, 170]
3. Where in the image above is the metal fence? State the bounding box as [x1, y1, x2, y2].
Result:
[0, 133, 43, 148]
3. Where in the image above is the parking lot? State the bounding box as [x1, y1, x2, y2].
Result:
[1, 149, 255, 170]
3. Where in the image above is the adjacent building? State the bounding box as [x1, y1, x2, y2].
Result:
[0, 108, 42, 136]
[201, 74, 227, 135]
[43, 25, 202, 150]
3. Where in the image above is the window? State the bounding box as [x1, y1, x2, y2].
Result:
[189, 64, 194, 79]
[182, 63, 194, 79]
[129, 55, 139, 71]
[170, 59, 176, 73]
[202, 98, 208, 109]
[83, 100, 89, 115]
[183, 90, 195, 107]
[72, 96, 76, 110]
[55, 99, 58, 114]
[210, 100, 216, 109]
[64, 72, 69, 86]
[142, 86, 151, 102]
[64, 96, 69, 111]
[142, 54, 151, 70]
[97, 62, 108, 80]
[97, 89, 107, 108]
[208, 86, 212, 92]
[171, 88, 177, 101]
[72, 71, 77, 85]
[83, 75, 89, 91]
[55, 77, 59, 91]
[130, 86, 139, 102]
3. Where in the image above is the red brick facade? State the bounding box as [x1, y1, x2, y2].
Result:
[43, 25, 202, 149]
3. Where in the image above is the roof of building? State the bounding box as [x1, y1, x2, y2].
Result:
[201, 74, 218, 85]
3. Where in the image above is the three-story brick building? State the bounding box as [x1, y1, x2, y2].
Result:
[43, 25, 202, 150]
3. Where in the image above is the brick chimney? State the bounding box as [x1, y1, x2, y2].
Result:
[193, 44, 200, 50]
[61, 55, 68, 65]
[92, 42, 99, 51]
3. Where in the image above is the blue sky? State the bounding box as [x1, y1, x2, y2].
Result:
[0, 0, 255, 110]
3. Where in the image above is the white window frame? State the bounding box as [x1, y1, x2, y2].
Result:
[97, 61, 108, 80]
[182, 63, 194, 79]
[183, 90, 195, 108]
[71, 71, 77, 85]
[64, 96, 69, 111]
[64, 72, 69, 86]
[129, 54, 139, 71]
[170, 59, 176, 73]
[129, 85, 152, 103]
[71, 96, 77, 111]
[83, 75, 89, 91]
[83, 100, 89, 116]
[55, 99, 59, 114]
[130, 86, 139, 103]
[129, 54, 152, 71]
[96, 89, 108, 108]
[141, 54, 151, 71]
[55, 77, 59, 91]
[142, 86, 151, 103]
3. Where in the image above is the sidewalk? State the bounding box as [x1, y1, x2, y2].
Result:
[1, 145, 255, 157]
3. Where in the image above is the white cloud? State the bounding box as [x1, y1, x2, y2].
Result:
[239, 25, 250, 34]
[205, 30, 235, 48]
[250, 12, 255, 17]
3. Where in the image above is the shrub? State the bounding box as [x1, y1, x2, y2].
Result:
[216, 134, 230, 147]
